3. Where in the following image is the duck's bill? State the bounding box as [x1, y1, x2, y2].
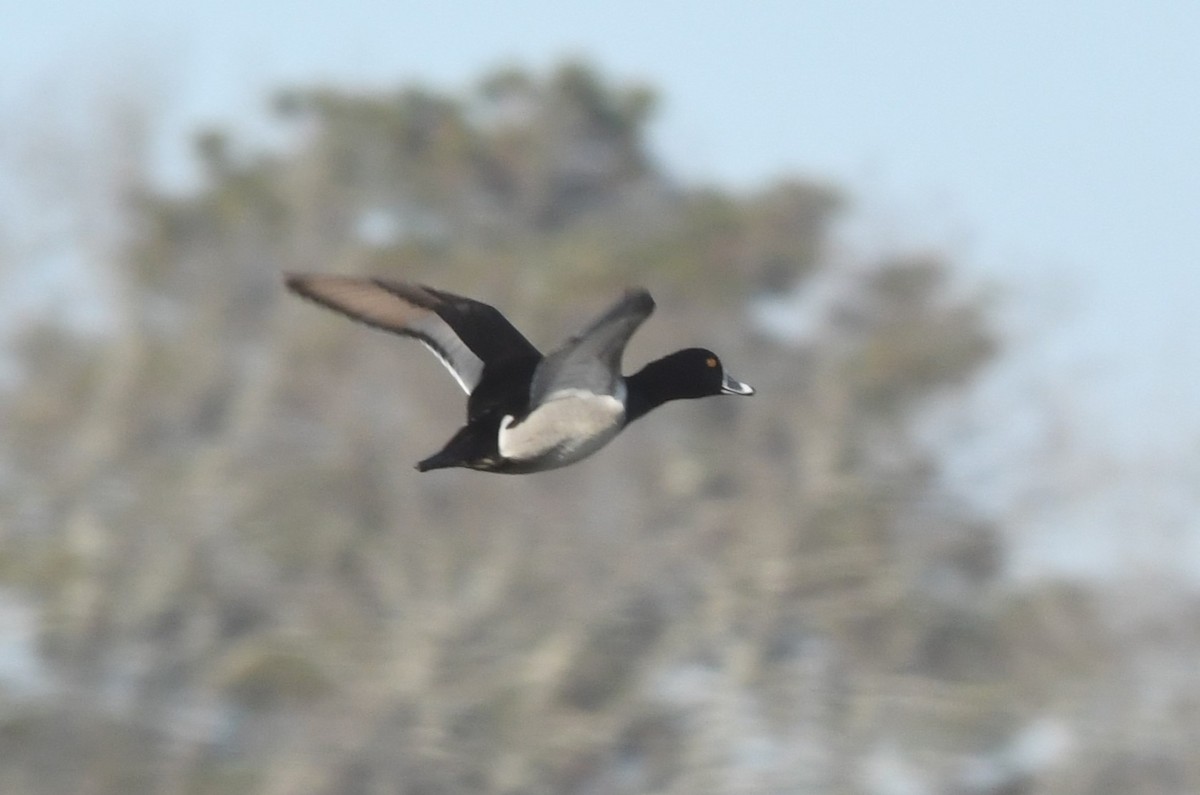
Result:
[721, 373, 755, 396]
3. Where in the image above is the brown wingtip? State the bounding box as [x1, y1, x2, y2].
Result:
[625, 287, 655, 315]
[282, 273, 355, 317]
[283, 271, 311, 294]
[283, 272, 358, 305]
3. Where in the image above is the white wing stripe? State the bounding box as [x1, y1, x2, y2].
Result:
[418, 342, 470, 394]
[410, 314, 484, 394]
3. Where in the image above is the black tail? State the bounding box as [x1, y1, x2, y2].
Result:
[415, 424, 493, 472]
[415, 449, 460, 472]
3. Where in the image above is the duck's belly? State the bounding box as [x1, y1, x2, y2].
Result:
[498, 391, 625, 470]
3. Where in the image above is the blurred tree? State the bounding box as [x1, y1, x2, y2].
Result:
[0, 61, 1189, 795]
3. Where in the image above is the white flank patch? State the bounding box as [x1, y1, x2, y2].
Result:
[498, 390, 625, 467]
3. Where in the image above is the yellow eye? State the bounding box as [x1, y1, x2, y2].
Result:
[706, 357, 717, 368]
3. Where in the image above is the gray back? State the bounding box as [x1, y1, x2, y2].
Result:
[529, 289, 656, 405]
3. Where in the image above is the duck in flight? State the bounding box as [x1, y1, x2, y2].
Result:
[285, 274, 755, 473]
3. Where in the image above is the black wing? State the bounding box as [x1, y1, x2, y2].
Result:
[285, 274, 541, 394]
[528, 288, 655, 405]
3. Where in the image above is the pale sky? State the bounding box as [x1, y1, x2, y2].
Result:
[5, 1, 1199, 577]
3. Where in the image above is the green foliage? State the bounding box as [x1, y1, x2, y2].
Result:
[214, 640, 334, 708]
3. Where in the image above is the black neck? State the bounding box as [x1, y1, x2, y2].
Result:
[624, 356, 691, 423]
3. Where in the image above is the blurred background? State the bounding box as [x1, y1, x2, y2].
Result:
[2, 3, 1199, 793]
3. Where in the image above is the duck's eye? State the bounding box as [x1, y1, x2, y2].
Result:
[706, 357, 717, 368]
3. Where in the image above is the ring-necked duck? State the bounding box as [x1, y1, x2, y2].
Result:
[285, 274, 755, 473]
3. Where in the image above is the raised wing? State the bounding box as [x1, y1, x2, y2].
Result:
[529, 288, 655, 406]
[285, 274, 541, 394]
